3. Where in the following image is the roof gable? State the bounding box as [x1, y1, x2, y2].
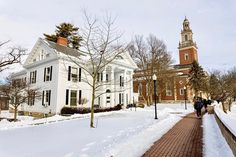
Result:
[113, 51, 138, 69]
[24, 38, 58, 66]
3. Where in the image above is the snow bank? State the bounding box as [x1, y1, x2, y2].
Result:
[214, 105, 236, 137]
[203, 114, 234, 157]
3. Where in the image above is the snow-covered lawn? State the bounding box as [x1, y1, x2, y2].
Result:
[0, 103, 192, 157]
[1, 102, 234, 157]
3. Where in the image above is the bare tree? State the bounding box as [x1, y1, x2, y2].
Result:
[0, 78, 41, 121]
[66, 11, 127, 128]
[129, 34, 173, 105]
[0, 41, 26, 72]
[79, 98, 88, 106]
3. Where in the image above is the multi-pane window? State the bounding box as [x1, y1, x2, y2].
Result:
[71, 67, 78, 82]
[44, 66, 52, 81]
[42, 90, 51, 106]
[68, 66, 79, 82]
[70, 90, 77, 106]
[119, 93, 124, 104]
[96, 72, 104, 82]
[30, 70, 37, 84]
[165, 83, 172, 96]
[28, 90, 35, 106]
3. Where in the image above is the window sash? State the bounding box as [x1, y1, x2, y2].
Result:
[70, 90, 77, 106]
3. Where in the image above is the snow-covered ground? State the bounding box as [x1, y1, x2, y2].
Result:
[202, 102, 235, 157]
[0, 102, 235, 157]
[214, 103, 236, 137]
[0, 103, 192, 157]
[203, 114, 234, 157]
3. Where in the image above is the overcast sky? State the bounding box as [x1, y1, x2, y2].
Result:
[1, 0, 236, 73]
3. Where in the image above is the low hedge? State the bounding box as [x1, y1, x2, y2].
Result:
[61, 104, 122, 115]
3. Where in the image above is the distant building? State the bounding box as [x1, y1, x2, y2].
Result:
[133, 17, 199, 103]
[0, 96, 9, 110]
[12, 37, 137, 116]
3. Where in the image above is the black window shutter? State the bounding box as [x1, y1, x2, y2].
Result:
[79, 90, 82, 104]
[48, 90, 51, 106]
[42, 91, 45, 106]
[68, 66, 71, 81]
[35, 70, 37, 83]
[44, 68, 46, 82]
[66, 89, 69, 105]
[106, 74, 108, 81]
[50, 66, 53, 81]
[79, 68, 81, 82]
[30, 72, 32, 84]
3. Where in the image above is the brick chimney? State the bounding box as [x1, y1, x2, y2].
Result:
[57, 37, 68, 46]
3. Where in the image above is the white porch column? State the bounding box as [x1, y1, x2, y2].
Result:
[130, 71, 134, 104]
[123, 69, 127, 106]
[110, 67, 115, 107]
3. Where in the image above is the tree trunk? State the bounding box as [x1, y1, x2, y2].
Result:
[90, 80, 96, 128]
[221, 101, 227, 113]
[14, 105, 17, 121]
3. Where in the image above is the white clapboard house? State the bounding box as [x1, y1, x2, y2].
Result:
[11, 37, 138, 115]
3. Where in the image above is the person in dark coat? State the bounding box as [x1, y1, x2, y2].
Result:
[194, 97, 203, 118]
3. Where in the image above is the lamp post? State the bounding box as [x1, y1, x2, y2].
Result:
[184, 86, 187, 110]
[153, 74, 157, 119]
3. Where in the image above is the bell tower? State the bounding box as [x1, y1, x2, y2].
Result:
[178, 17, 198, 65]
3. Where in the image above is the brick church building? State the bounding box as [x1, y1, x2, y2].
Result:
[133, 17, 198, 103]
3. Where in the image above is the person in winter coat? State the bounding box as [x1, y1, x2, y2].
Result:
[194, 97, 203, 118]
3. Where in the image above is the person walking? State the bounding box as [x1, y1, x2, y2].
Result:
[194, 97, 203, 118]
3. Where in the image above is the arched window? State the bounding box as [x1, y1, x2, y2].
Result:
[185, 35, 188, 41]
[106, 89, 111, 104]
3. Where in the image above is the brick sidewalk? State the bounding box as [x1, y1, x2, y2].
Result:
[142, 113, 202, 157]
